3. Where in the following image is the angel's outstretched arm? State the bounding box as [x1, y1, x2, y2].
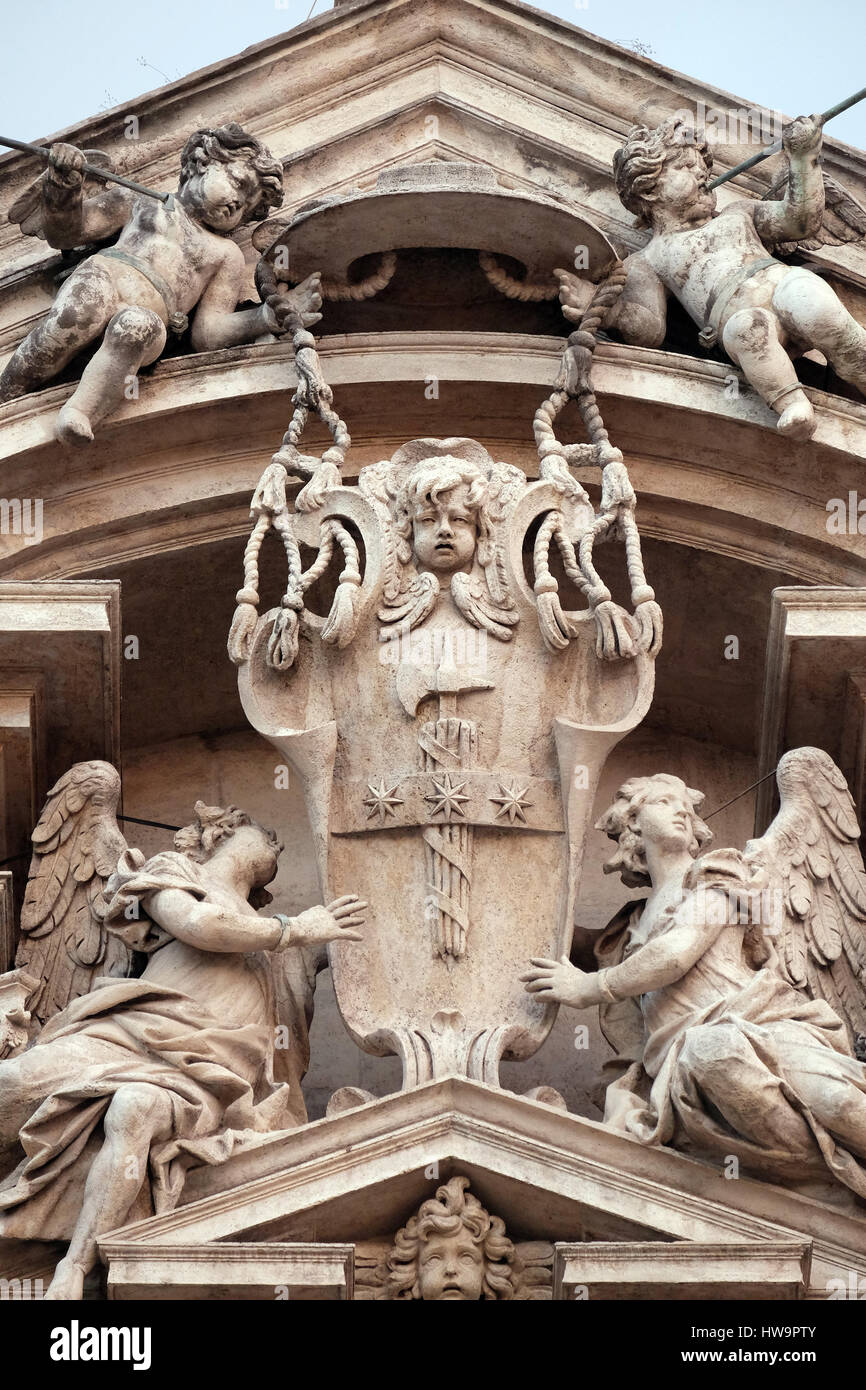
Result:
[523, 895, 728, 1008]
[599, 901, 726, 998]
[752, 116, 825, 245]
[145, 889, 365, 953]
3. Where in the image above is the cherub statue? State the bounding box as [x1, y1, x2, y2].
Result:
[522, 748, 866, 1201]
[0, 124, 323, 443]
[385, 1176, 517, 1299]
[559, 115, 866, 440]
[0, 767, 365, 1299]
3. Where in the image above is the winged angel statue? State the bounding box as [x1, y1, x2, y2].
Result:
[0, 760, 365, 1298]
[523, 747, 866, 1201]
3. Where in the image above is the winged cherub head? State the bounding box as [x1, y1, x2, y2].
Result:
[386, 1176, 516, 1300]
[596, 772, 712, 887]
[395, 456, 492, 577]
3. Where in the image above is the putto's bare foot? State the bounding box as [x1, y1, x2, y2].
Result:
[776, 396, 815, 441]
[56, 404, 95, 446]
[43, 1254, 86, 1300]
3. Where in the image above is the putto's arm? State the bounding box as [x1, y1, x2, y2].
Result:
[189, 242, 276, 352]
[752, 115, 825, 245]
[40, 143, 132, 248]
[606, 254, 668, 349]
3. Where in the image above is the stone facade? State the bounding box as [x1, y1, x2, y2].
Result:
[1, 0, 866, 1302]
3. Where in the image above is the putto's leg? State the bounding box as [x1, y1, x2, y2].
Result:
[44, 1081, 173, 1301]
[772, 270, 866, 398]
[721, 306, 815, 440]
[56, 305, 167, 445]
[0, 262, 116, 404]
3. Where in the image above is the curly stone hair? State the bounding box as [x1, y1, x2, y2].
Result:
[174, 801, 281, 864]
[393, 456, 493, 567]
[179, 122, 284, 224]
[386, 1176, 516, 1300]
[613, 117, 713, 228]
[595, 772, 712, 887]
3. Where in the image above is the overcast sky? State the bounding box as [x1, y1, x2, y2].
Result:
[0, 0, 863, 150]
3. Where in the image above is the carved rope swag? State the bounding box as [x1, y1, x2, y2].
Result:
[228, 260, 662, 670]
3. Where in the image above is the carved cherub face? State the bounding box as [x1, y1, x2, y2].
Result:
[614, 118, 716, 229]
[185, 159, 266, 233]
[385, 1175, 516, 1300]
[418, 1229, 486, 1300]
[178, 125, 284, 234]
[411, 481, 479, 574]
[652, 140, 716, 223]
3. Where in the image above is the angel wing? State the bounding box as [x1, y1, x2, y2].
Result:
[745, 746, 866, 1044]
[761, 169, 866, 255]
[7, 150, 116, 240]
[15, 760, 132, 1026]
[377, 570, 439, 632]
[451, 569, 518, 641]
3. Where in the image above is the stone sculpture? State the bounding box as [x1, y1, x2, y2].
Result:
[355, 1175, 552, 1299]
[229, 270, 661, 1089]
[0, 124, 322, 442]
[522, 748, 866, 1201]
[558, 115, 866, 439]
[0, 769, 365, 1298]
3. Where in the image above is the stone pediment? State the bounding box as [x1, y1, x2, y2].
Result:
[97, 1079, 866, 1299]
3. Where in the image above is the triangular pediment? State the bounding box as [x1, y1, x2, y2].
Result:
[96, 1078, 866, 1299]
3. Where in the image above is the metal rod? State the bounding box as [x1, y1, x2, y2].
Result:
[707, 85, 866, 190]
[0, 134, 169, 203]
[704, 768, 777, 820]
[119, 814, 181, 831]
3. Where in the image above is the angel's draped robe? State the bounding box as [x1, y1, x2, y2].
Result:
[597, 851, 866, 1200]
[0, 851, 314, 1241]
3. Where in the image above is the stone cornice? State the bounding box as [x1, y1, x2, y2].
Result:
[95, 1076, 866, 1296]
[0, 334, 862, 586]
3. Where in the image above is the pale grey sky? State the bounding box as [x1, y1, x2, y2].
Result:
[0, 0, 864, 149]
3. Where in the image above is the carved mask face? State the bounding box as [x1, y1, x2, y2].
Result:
[185, 159, 261, 232]
[636, 783, 694, 853]
[411, 484, 478, 574]
[417, 1231, 485, 1300]
[653, 142, 716, 222]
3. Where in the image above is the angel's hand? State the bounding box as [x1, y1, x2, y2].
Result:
[519, 954, 599, 1009]
[782, 114, 823, 158]
[293, 895, 366, 946]
[46, 142, 86, 189]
